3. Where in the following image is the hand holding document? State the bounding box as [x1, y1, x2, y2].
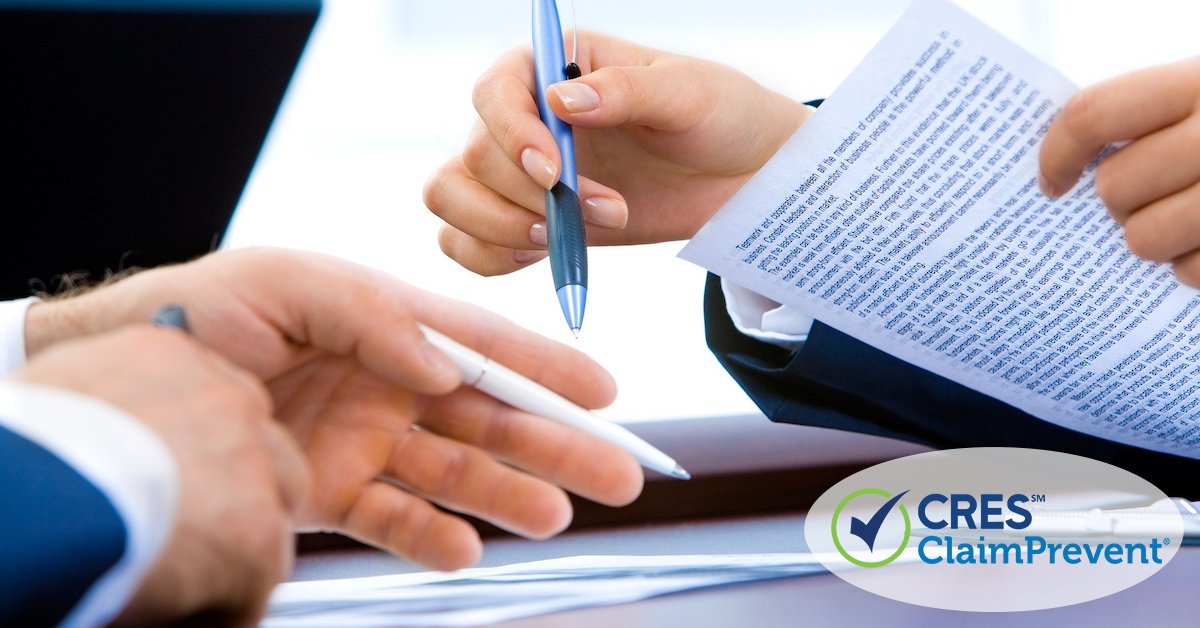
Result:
[682, 0, 1200, 459]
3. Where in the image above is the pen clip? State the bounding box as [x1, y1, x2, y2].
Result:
[567, 0, 579, 71]
[563, 1, 581, 79]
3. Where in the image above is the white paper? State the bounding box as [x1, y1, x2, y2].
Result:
[264, 554, 826, 627]
[264, 506, 1200, 626]
[681, 0, 1200, 459]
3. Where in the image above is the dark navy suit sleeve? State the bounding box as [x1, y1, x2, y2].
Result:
[0, 423, 127, 626]
[703, 273, 1200, 497]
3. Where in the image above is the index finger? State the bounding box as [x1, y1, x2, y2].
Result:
[471, 31, 663, 192]
[472, 46, 562, 190]
[412, 291, 618, 411]
[1039, 62, 1198, 197]
[212, 249, 616, 408]
[419, 387, 643, 507]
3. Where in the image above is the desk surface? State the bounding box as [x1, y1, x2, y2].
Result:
[292, 511, 1200, 627]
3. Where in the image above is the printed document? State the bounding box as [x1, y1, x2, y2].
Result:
[265, 554, 823, 626]
[682, 0, 1200, 458]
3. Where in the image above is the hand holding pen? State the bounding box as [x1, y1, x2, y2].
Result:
[426, 34, 809, 275]
[155, 304, 687, 479]
[48, 247, 644, 571]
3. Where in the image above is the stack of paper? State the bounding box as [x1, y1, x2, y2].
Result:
[266, 554, 824, 627]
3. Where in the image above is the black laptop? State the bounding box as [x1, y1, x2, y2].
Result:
[0, 0, 321, 299]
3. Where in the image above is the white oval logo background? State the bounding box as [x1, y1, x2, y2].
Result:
[804, 448, 1183, 612]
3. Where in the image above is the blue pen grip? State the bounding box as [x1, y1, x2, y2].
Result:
[546, 183, 587, 290]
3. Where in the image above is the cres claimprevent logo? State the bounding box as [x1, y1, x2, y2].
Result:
[805, 448, 1184, 612]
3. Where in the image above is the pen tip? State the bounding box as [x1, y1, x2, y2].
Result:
[670, 464, 691, 481]
[556, 284, 586, 339]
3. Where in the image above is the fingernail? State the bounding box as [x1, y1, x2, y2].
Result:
[529, 220, 548, 247]
[419, 341, 460, 381]
[551, 82, 600, 113]
[521, 148, 558, 190]
[513, 249, 548, 265]
[1038, 172, 1061, 198]
[583, 197, 629, 229]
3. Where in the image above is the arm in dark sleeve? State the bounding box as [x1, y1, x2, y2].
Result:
[0, 424, 127, 626]
[703, 273, 1200, 497]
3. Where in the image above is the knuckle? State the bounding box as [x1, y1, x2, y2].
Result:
[1060, 88, 1102, 142]
[386, 502, 433, 559]
[437, 223, 460, 259]
[479, 404, 514, 452]
[491, 115, 523, 159]
[1122, 222, 1167, 262]
[470, 71, 499, 113]
[460, 125, 492, 175]
[598, 66, 632, 104]
[438, 227, 507, 277]
[1174, 261, 1200, 289]
[1092, 166, 1120, 207]
[440, 230, 501, 277]
[422, 160, 456, 217]
[434, 449, 470, 497]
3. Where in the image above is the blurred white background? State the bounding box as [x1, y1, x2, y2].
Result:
[226, 0, 1200, 422]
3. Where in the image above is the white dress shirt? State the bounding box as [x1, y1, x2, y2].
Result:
[717, 102, 820, 351]
[721, 279, 814, 350]
[0, 297, 35, 376]
[0, 299, 178, 627]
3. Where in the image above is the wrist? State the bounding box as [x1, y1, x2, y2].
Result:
[744, 91, 812, 176]
[24, 290, 111, 358]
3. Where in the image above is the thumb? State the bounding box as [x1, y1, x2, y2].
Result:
[546, 63, 709, 133]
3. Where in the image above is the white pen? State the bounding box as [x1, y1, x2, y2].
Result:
[419, 324, 690, 480]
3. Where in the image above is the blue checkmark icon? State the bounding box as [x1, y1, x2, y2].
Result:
[849, 490, 909, 552]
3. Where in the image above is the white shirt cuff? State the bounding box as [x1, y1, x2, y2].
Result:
[720, 279, 814, 350]
[0, 381, 179, 628]
[0, 297, 37, 377]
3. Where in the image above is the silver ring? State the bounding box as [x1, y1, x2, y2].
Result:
[470, 358, 489, 387]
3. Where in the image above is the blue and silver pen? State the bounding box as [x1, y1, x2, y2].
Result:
[532, 0, 588, 337]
